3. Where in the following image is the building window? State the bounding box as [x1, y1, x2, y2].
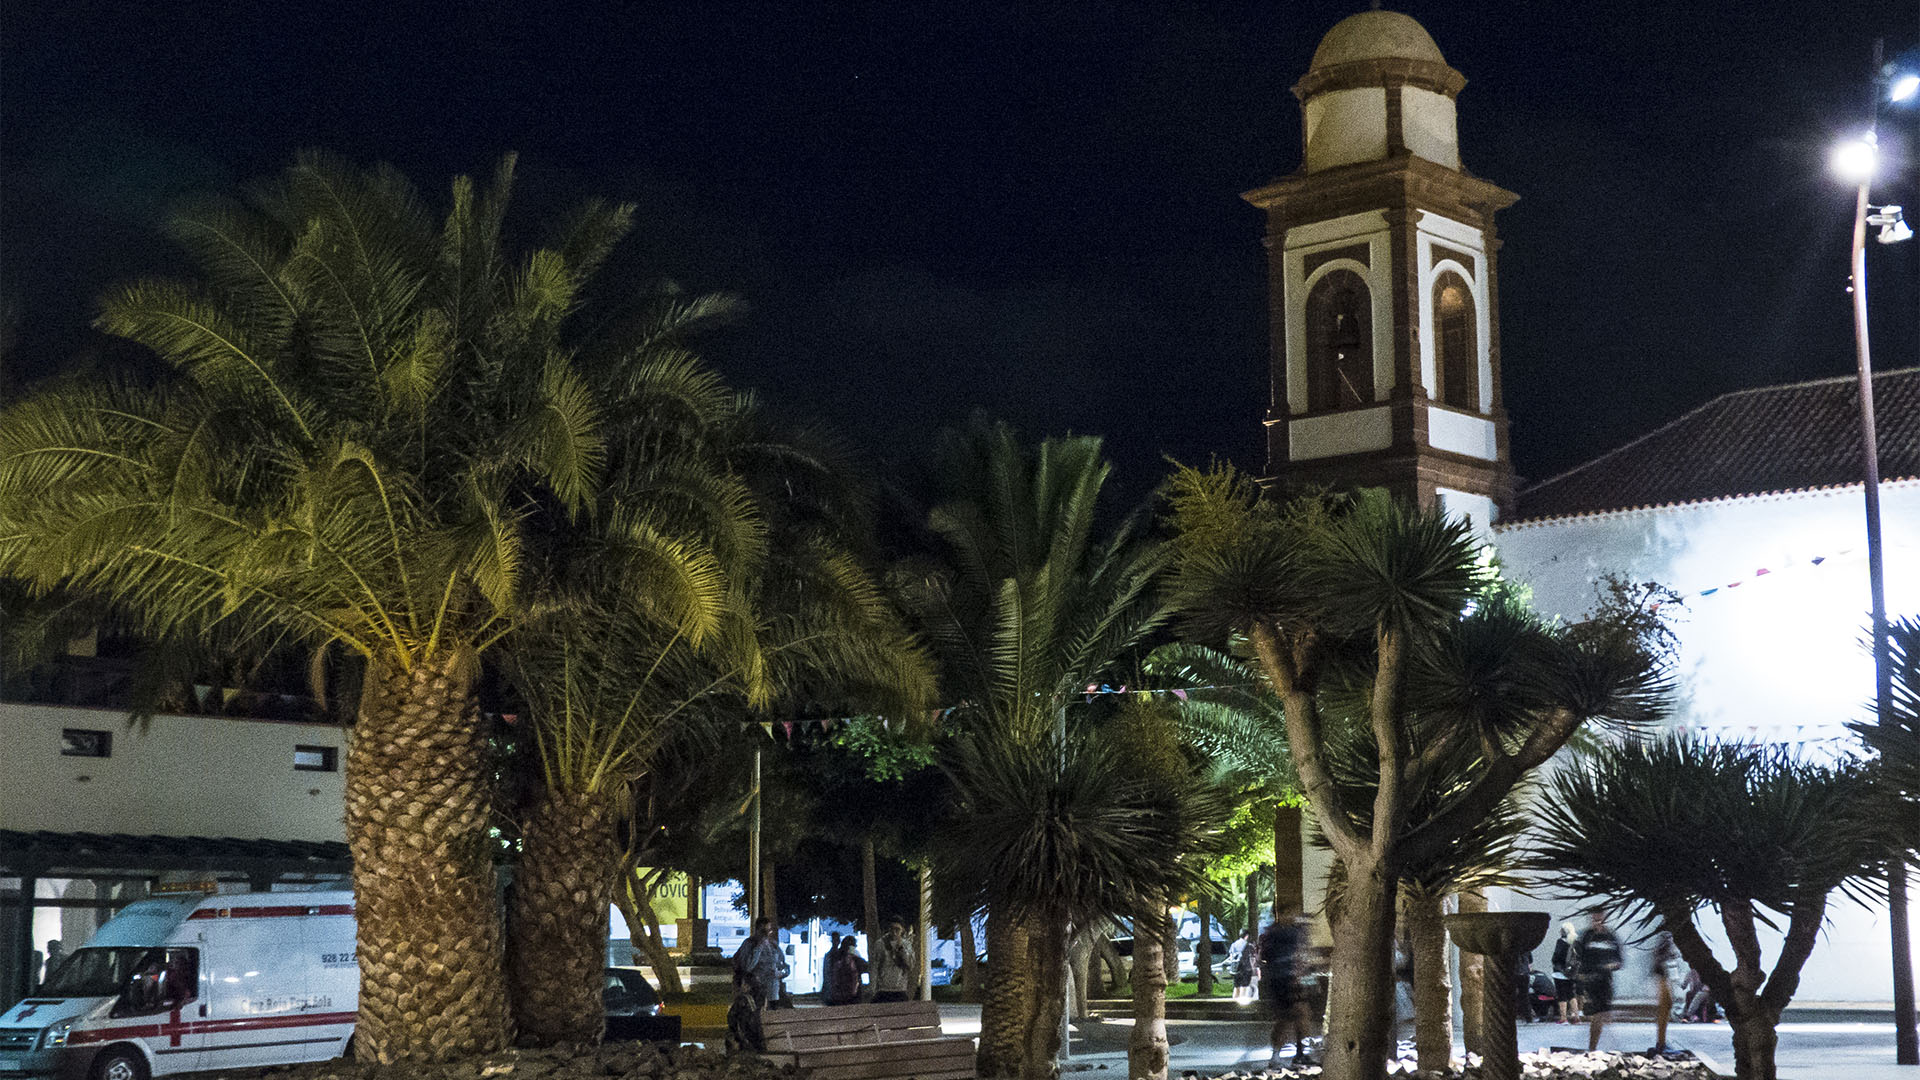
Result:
[293, 745, 338, 772]
[1304, 269, 1373, 411]
[61, 729, 112, 758]
[1434, 273, 1479, 410]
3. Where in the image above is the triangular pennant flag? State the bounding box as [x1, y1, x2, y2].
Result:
[821, 717, 836, 731]
[1173, 689, 1188, 701]
[781, 721, 793, 740]
[760, 722, 774, 737]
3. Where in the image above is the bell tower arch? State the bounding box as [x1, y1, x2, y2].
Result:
[1245, 9, 1516, 529]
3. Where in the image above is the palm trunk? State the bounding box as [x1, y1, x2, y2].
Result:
[979, 910, 1034, 1079]
[1402, 890, 1451, 1074]
[1128, 900, 1171, 1080]
[1161, 907, 1179, 984]
[960, 916, 983, 1002]
[1321, 855, 1399, 1080]
[863, 836, 881, 983]
[1456, 891, 1486, 1057]
[1247, 873, 1260, 939]
[1195, 891, 1214, 996]
[1095, 933, 1125, 996]
[346, 654, 511, 1063]
[1274, 805, 1304, 919]
[1021, 917, 1069, 1080]
[508, 784, 619, 1045]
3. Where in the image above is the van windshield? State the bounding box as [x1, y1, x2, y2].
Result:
[39, 948, 162, 997]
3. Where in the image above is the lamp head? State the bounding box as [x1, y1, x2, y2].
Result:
[1832, 131, 1879, 185]
[1892, 73, 1920, 103]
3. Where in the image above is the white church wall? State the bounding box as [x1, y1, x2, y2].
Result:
[1428, 408, 1498, 461]
[1290, 405, 1393, 460]
[1491, 480, 1920, 1001]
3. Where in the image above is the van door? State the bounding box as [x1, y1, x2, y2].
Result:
[194, 907, 332, 1070]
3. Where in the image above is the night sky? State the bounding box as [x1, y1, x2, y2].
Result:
[4, 0, 1918, 504]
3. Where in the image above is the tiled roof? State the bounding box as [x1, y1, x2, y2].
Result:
[1506, 368, 1920, 524]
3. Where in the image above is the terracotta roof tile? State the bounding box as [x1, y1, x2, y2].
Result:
[1507, 368, 1920, 524]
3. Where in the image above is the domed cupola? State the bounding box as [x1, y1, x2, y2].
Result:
[1296, 9, 1465, 172]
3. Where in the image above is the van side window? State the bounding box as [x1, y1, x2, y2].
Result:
[117, 948, 199, 1016]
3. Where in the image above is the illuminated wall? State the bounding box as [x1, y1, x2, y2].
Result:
[1492, 480, 1920, 1001]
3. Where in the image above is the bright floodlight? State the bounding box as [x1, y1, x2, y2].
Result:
[1832, 133, 1878, 184]
[1892, 73, 1920, 102]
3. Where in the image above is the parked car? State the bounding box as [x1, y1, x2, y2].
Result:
[603, 967, 680, 1043]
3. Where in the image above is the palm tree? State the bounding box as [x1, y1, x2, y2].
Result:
[0, 154, 717, 1061]
[939, 723, 1225, 1080]
[1532, 736, 1890, 1080]
[504, 400, 934, 1043]
[1161, 463, 1670, 1080]
[898, 421, 1170, 1080]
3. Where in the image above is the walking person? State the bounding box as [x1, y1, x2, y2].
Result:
[823, 930, 868, 1006]
[1228, 929, 1257, 1003]
[1649, 930, 1678, 1053]
[1550, 921, 1581, 1024]
[872, 918, 917, 1003]
[729, 916, 784, 1050]
[1259, 918, 1315, 1068]
[1573, 911, 1623, 1052]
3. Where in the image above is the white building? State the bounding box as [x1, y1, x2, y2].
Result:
[1492, 368, 1920, 1002]
[0, 686, 350, 1008]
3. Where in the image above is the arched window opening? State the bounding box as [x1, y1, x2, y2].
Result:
[1434, 274, 1478, 411]
[1305, 270, 1373, 411]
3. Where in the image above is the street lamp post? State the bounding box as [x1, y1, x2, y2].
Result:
[1835, 36, 1919, 1066]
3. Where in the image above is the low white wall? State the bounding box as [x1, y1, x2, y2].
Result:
[0, 702, 347, 843]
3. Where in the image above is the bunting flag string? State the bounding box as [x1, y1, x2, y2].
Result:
[736, 682, 1252, 738]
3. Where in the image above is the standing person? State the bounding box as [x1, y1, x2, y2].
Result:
[1259, 919, 1313, 1068]
[733, 918, 787, 1009]
[823, 931, 869, 1006]
[1573, 911, 1623, 1052]
[1681, 966, 1716, 1023]
[729, 917, 783, 1051]
[1228, 929, 1257, 1003]
[1649, 930, 1678, 1053]
[872, 918, 917, 1002]
[1550, 921, 1581, 1024]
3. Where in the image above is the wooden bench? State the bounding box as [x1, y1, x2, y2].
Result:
[760, 1000, 976, 1080]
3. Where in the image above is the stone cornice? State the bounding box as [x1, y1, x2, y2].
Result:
[1293, 56, 1466, 102]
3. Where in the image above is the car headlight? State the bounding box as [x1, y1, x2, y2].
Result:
[41, 1018, 75, 1049]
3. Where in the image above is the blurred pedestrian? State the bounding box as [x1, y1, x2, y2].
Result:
[1550, 921, 1581, 1024]
[1649, 930, 1678, 1053]
[1260, 918, 1314, 1067]
[1573, 911, 1622, 1051]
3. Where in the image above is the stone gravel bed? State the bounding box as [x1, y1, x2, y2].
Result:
[200, 1041, 800, 1080]
[1191, 1048, 1718, 1079]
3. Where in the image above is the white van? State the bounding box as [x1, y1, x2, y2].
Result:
[0, 891, 356, 1080]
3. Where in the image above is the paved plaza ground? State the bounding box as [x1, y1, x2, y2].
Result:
[932, 1003, 1917, 1079]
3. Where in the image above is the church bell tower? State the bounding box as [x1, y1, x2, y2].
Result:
[1245, 9, 1516, 528]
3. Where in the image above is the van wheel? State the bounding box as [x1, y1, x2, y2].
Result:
[89, 1045, 149, 1080]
